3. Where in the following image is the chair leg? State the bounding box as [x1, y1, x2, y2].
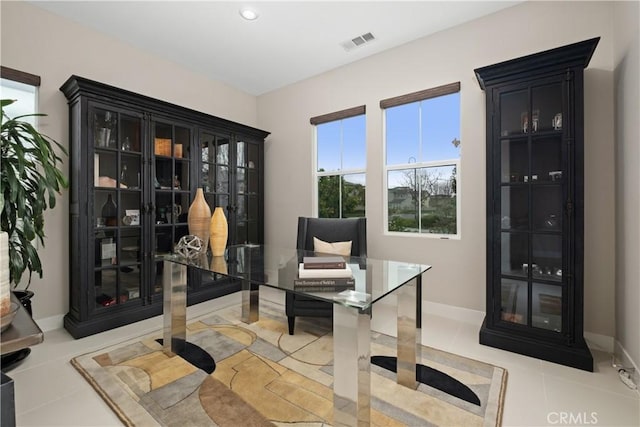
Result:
[288, 316, 295, 335]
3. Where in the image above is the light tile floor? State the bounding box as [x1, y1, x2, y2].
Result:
[6, 288, 639, 427]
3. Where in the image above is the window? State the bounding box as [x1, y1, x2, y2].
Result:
[311, 106, 366, 218]
[382, 82, 460, 236]
[1, 66, 39, 123]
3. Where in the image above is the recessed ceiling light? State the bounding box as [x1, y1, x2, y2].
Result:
[239, 7, 259, 21]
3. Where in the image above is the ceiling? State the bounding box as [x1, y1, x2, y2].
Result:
[31, 1, 522, 96]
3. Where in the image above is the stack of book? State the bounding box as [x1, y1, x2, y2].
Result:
[294, 256, 355, 292]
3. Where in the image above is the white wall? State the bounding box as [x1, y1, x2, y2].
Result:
[258, 1, 617, 337]
[613, 1, 640, 372]
[0, 1, 259, 320]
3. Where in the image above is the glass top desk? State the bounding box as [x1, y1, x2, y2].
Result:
[162, 244, 431, 426]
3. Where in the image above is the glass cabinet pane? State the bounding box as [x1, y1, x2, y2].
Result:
[155, 158, 173, 189]
[217, 138, 230, 164]
[532, 234, 562, 282]
[237, 141, 246, 167]
[120, 193, 141, 227]
[120, 115, 142, 153]
[533, 283, 562, 331]
[175, 159, 188, 190]
[237, 195, 246, 220]
[93, 109, 118, 149]
[217, 195, 229, 211]
[120, 229, 141, 265]
[248, 169, 259, 194]
[94, 152, 117, 188]
[501, 186, 528, 230]
[532, 186, 562, 231]
[248, 143, 259, 170]
[95, 269, 118, 308]
[501, 279, 527, 325]
[501, 139, 528, 183]
[154, 122, 172, 157]
[175, 126, 190, 159]
[532, 83, 563, 133]
[96, 190, 118, 227]
[532, 137, 562, 182]
[236, 168, 245, 193]
[200, 132, 215, 193]
[95, 229, 117, 267]
[501, 232, 528, 277]
[236, 222, 248, 244]
[216, 166, 229, 192]
[120, 154, 141, 189]
[500, 90, 528, 136]
[119, 265, 141, 304]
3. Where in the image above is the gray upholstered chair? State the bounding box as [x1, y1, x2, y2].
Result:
[286, 216, 367, 334]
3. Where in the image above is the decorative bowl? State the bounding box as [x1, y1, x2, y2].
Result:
[0, 301, 20, 333]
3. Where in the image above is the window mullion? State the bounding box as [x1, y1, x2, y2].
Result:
[418, 168, 422, 233]
[418, 101, 423, 163]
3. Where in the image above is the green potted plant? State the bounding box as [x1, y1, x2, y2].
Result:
[1, 98, 69, 311]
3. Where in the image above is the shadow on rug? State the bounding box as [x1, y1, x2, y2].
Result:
[71, 301, 507, 426]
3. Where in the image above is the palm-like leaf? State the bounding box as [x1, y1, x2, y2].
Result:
[1, 99, 69, 287]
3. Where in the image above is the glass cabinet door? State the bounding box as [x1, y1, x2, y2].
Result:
[197, 130, 232, 287]
[496, 80, 565, 333]
[92, 105, 143, 311]
[200, 130, 230, 209]
[151, 120, 192, 296]
[235, 139, 261, 245]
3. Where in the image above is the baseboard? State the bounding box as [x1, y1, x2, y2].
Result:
[584, 331, 615, 353]
[614, 340, 639, 392]
[423, 300, 485, 324]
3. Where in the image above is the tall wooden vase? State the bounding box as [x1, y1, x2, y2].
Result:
[187, 188, 211, 253]
[209, 207, 228, 257]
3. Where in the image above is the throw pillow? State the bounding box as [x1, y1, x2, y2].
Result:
[313, 237, 352, 256]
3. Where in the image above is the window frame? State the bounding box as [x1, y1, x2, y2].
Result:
[310, 105, 366, 218]
[381, 82, 461, 238]
[1, 66, 40, 124]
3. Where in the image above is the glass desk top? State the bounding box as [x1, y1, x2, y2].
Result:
[162, 244, 431, 310]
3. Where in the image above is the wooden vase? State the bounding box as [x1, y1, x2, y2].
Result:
[187, 188, 211, 253]
[209, 207, 228, 256]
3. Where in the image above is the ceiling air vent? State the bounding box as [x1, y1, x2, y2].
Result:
[340, 32, 376, 52]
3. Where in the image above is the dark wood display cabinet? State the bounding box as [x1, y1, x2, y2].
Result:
[61, 76, 269, 338]
[475, 37, 599, 371]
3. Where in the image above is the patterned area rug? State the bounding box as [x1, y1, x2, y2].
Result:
[71, 301, 507, 426]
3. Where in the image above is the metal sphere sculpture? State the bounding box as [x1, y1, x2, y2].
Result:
[175, 235, 204, 259]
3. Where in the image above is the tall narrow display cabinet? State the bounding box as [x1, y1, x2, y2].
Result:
[61, 76, 269, 338]
[475, 38, 599, 371]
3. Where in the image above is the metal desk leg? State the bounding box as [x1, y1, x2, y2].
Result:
[163, 260, 187, 356]
[241, 279, 259, 324]
[333, 304, 371, 426]
[397, 277, 418, 389]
